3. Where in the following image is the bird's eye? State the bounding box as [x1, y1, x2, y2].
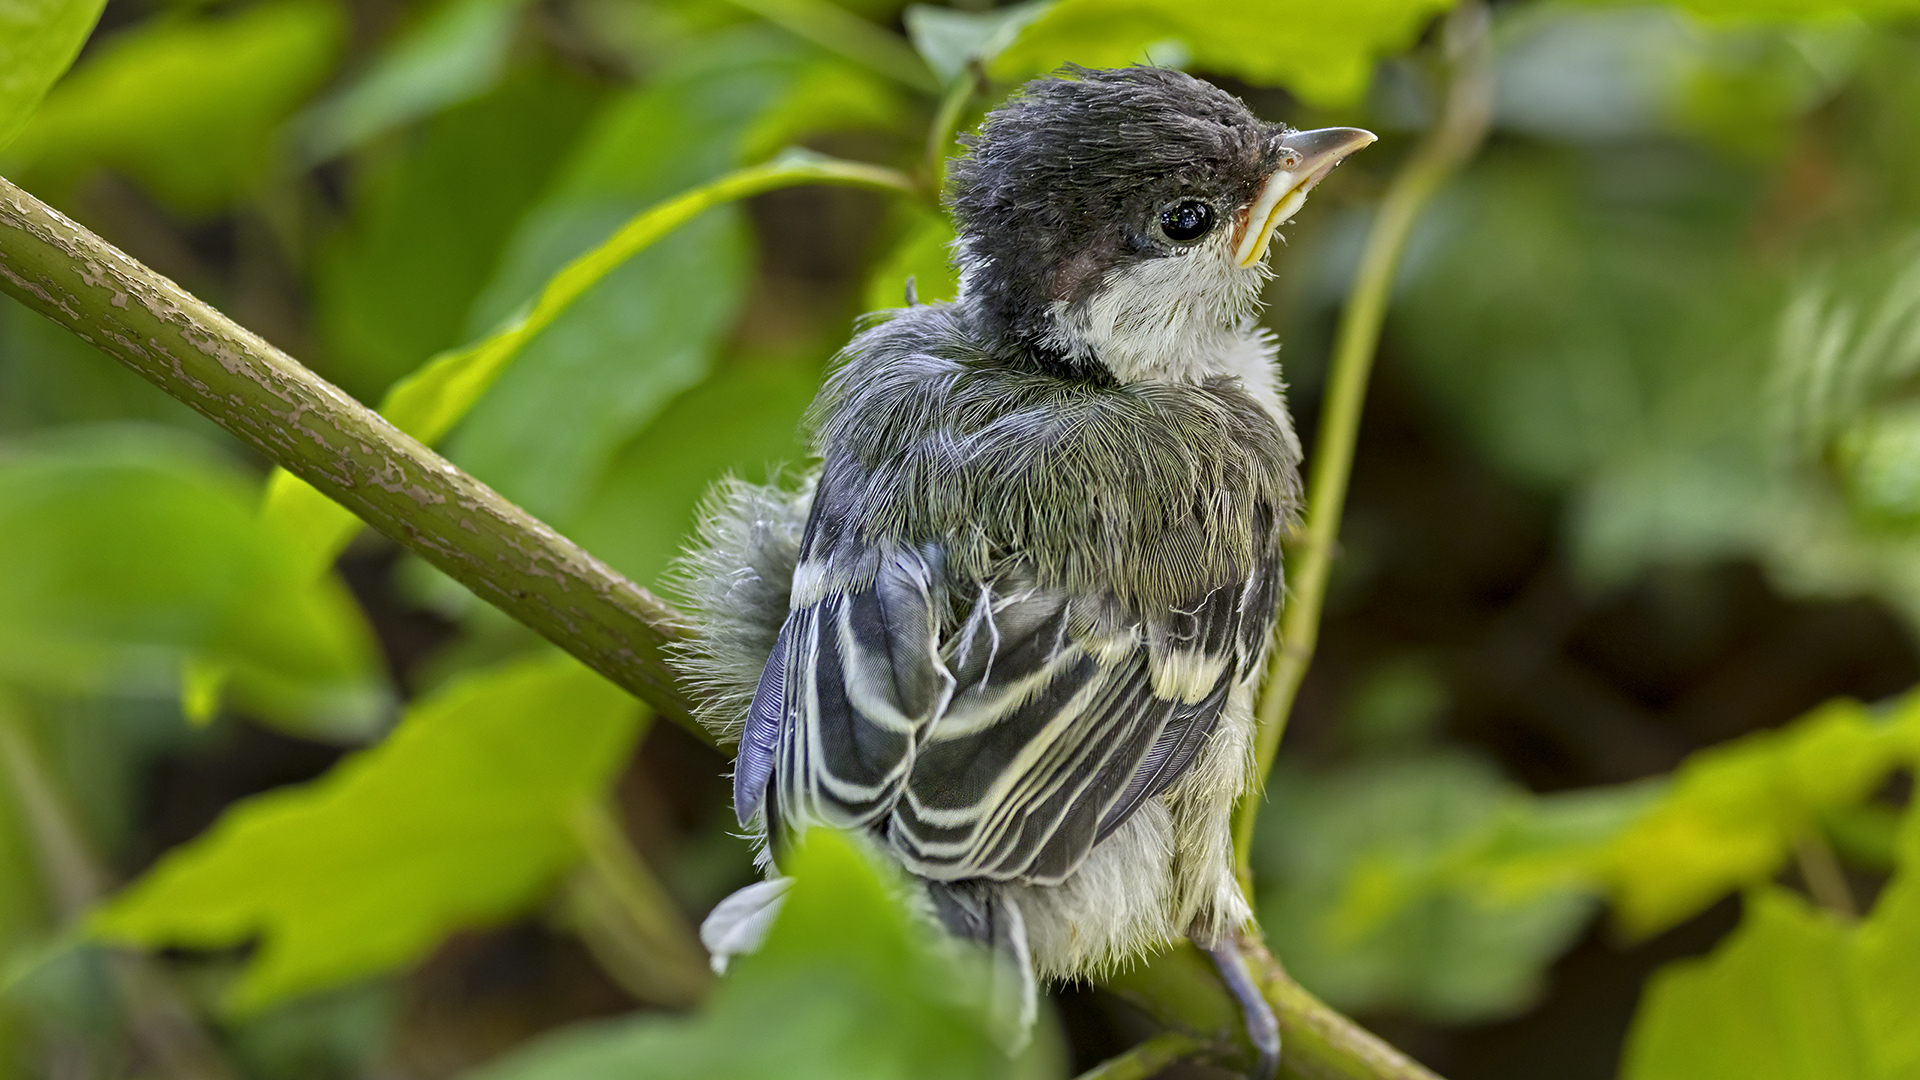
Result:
[1159, 200, 1215, 244]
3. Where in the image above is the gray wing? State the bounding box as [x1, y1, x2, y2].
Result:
[736, 542, 1278, 888]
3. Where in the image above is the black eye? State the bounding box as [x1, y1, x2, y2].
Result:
[1159, 200, 1214, 243]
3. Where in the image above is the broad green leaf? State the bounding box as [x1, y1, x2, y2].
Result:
[444, 34, 800, 523]
[464, 829, 1062, 1080]
[1623, 889, 1872, 1080]
[1254, 753, 1598, 1023]
[862, 204, 958, 314]
[1855, 804, 1920, 1077]
[261, 45, 915, 576]
[1624, 805, 1920, 1080]
[991, 0, 1455, 107]
[0, 427, 384, 740]
[569, 360, 819, 590]
[313, 72, 597, 402]
[293, 0, 532, 162]
[1599, 694, 1920, 938]
[902, 0, 1053, 86]
[5, 0, 345, 213]
[0, 0, 107, 151]
[90, 653, 644, 1012]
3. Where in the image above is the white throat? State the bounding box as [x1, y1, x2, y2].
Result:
[1039, 230, 1275, 388]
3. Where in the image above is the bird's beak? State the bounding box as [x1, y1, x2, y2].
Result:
[1233, 127, 1378, 268]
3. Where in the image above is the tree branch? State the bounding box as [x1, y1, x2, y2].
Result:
[0, 174, 707, 740]
[1234, 0, 1495, 888]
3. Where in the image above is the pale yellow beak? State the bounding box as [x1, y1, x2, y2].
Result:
[1233, 127, 1378, 268]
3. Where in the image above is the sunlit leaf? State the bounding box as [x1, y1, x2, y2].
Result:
[0, 427, 384, 740]
[0, 0, 107, 151]
[463, 829, 1061, 1080]
[1624, 804, 1920, 1079]
[294, 0, 532, 162]
[1599, 694, 1920, 938]
[5, 0, 345, 213]
[90, 653, 644, 1012]
[1623, 889, 1871, 1080]
[991, 0, 1455, 107]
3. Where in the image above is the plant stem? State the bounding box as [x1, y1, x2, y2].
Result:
[923, 63, 980, 193]
[1793, 830, 1857, 917]
[1241, 932, 1442, 1080]
[1233, 1, 1495, 890]
[1072, 1032, 1204, 1080]
[565, 798, 715, 1007]
[0, 174, 708, 741]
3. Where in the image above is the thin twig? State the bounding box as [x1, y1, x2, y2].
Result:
[1792, 830, 1857, 918]
[924, 61, 982, 192]
[1233, 1, 1495, 891]
[1072, 1031, 1203, 1080]
[564, 798, 715, 1007]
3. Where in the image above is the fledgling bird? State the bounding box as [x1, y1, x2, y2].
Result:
[676, 65, 1373, 1077]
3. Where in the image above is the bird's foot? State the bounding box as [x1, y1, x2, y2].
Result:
[1203, 940, 1280, 1080]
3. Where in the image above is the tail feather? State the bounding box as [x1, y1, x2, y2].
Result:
[666, 473, 815, 744]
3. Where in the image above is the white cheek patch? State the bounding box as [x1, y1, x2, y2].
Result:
[1044, 230, 1267, 384]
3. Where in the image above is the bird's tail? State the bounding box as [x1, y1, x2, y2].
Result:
[664, 472, 815, 744]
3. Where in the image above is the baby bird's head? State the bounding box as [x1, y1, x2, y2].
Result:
[947, 66, 1373, 382]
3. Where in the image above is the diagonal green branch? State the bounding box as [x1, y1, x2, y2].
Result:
[0, 173, 709, 740]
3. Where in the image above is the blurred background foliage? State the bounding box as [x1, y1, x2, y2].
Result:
[4, 0, 1920, 1075]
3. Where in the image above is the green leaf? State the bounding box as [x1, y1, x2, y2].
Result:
[293, 0, 532, 162]
[90, 652, 644, 1012]
[5, 0, 346, 213]
[0, 0, 107, 151]
[312, 72, 598, 402]
[569, 359, 819, 590]
[443, 36, 801, 523]
[1599, 694, 1920, 939]
[464, 829, 1062, 1080]
[1623, 889, 1872, 1080]
[0, 427, 385, 740]
[1254, 753, 1599, 1023]
[861, 203, 958, 314]
[990, 0, 1455, 107]
[1623, 803, 1920, 1079]
[902, 0, 1053, 86]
